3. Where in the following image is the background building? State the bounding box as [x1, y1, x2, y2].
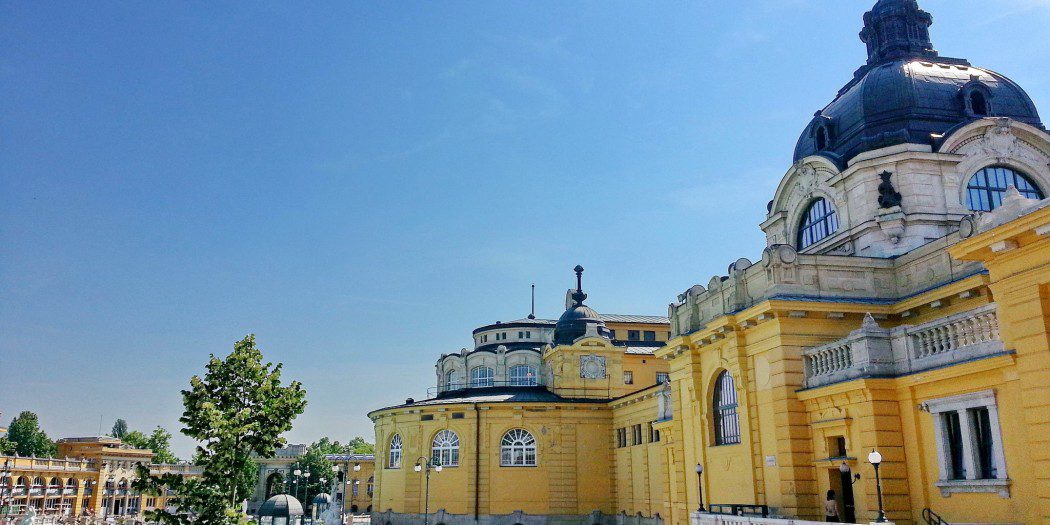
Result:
[371, 1, 1050, 524]
[370, 266, 672, 525]
[0, 437, 200, 518]
[248, 444, 376, 517]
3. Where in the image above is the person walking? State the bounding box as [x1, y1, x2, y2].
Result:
[824, 490, 840, 522]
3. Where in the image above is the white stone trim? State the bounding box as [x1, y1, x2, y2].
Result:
[925, 389, 1010, 498]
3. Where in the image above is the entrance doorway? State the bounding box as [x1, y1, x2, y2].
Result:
[827, 469, 856, 523]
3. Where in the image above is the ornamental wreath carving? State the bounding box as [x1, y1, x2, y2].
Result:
[579, 355, 606, 379]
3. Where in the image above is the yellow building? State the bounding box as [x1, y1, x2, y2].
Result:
[370, 266, 673, 525]
[369, 2, 1050, 525]
[0, 437, 200, 518]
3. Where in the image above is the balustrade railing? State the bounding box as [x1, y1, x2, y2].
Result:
[804, 304, 1005, 389]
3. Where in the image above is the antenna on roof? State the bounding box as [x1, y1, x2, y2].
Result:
[528, 284, 536, 319]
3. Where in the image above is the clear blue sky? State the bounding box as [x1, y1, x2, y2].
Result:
[2, 1, 1048, 459]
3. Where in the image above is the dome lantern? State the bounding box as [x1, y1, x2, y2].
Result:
[860, 0, 936, 65]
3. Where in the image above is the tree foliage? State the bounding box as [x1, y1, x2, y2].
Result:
[133, 335, 306, 525]
[112, 419, 128, 439]
[286, 437, 375, 502]
[6, 412, 56, 457]
[123, 426, 180, 464]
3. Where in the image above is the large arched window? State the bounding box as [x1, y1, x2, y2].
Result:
[470, 366, 494, 388]
[966, 166, 1044, 212]
[713, 371, 740, 446]
[509, 365, 537, 386]
[431, 430, 460, 467]
[444, 370, 460, 390]
[797, 198, 839, 249]
[387, 434, 403, 469]
[500, 428, 537, 466]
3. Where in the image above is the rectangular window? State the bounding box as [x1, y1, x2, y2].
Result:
[421, 414, 434, 421]
[451, 412, 465, 419]
[633, 424, 643, 445]
[643, 331, 656, 341]
[656, 372, 670, 384]
[971, 407, 996, 479]
[615, 428, 628, 448]
[526, 331, 531, 339]
[623, 371, 634, 385]
[944, 411, 966, 480]
[649, 422, 660, 442]
[628, 330, 640, 341]
[609, 330, 616, 339]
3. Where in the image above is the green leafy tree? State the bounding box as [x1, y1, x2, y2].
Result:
[6, 412, 56, 457]
[347, 437, 375, 454]
[133, 334, 307, 525]
[123, 427, 180, 464]
[0, 437, 15, 455]
[112, 419, 128, 439]
[289, 444, 334, 503]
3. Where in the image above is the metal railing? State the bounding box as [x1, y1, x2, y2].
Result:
[427, 380, 543, 397]
[921, 508, 948, 525]
[707, 505, 768, 518]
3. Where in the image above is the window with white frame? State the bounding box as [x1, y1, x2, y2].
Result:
[926, 390, 1009, 497]
[656, 372, 670, 384]
[387, 434, 403, 469]
[623, 371, 634, 385]
[500, 428, 537, 466]
[431, 429, 460, 467]
[470, 366, 494, 387]
[444, 370, 460, 390]
[509, 365, 537, 386]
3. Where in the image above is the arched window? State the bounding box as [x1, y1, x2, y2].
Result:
[509, 365, 537, 386]
[500, 429, 537, 466]
[431, 430, 460, 467]
[387, 434, 403, 469]
[444, 370, 460, 390]
[713, 371, 741, 446]
[350, 479, 359, 496]
[797, 198, 839, 249]
[469, 366, 494, 388]
[367, 476, 374, 496]
[966, 166, 1044, 212]
[970, 91, 989, 116]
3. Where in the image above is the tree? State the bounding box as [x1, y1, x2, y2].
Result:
[347, 437, 375, 454]
[6, 412, 56, 457]
[134, 335, 306, 525]
[123, 427, 179, 464]
[0, 437, 15, 455]
[289, 443, 334, 503]
[112, 419, 128, 439]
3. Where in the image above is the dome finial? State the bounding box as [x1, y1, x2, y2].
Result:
[571, 265, 588, 306]
[860, 0, 937, 65]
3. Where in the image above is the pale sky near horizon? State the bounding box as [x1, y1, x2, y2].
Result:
[3, 0, 1049, 459]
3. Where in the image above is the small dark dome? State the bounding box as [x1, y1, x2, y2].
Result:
[552, 266, 611, 346]
[258, 494, 304, 518]
[795, 0, 1043, 167]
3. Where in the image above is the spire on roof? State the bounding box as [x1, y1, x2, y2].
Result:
[860, 0, 937, 65]
[570, 265, 588, 306]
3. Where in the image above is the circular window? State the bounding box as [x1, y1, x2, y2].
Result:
[797, 198, 839, 250]
[966, 166, 1043, 212]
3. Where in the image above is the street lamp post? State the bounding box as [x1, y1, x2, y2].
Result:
[868, 450, 888, 523]
[293, 469, 302, 503]
[694, 463, 705, 513]
[413, 457, 442, 525]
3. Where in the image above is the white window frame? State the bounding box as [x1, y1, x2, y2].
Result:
[470, 366, 494, 388]
[500, 428, 537, 467]
[387, 434, 403, 469]
[926, 390, 1009, 498]
[509, 365, 537, 386]
[431, 429, 460, 467]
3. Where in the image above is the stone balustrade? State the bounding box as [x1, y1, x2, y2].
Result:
[1, 455, 97, 472]
[803, 304, 1005, 389]
[690, 513, 861, 525]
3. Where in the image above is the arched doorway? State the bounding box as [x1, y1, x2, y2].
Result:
[266, 472, 286, 499]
